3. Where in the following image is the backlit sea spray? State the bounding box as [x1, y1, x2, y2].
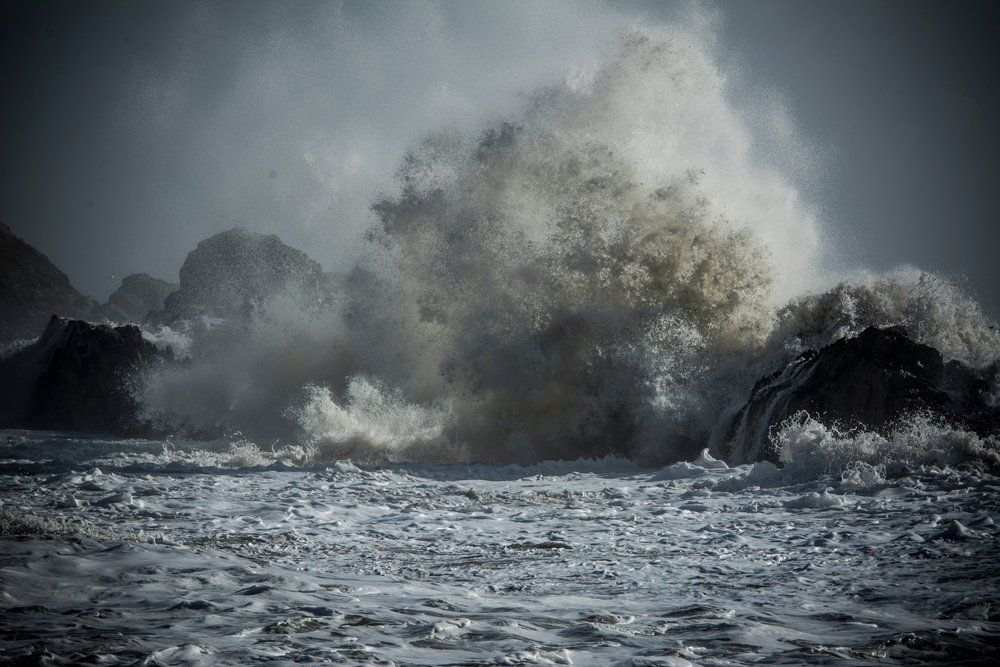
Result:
[137, 29, 999, 470]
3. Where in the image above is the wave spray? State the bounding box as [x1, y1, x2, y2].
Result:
[141, 27, 999, 467]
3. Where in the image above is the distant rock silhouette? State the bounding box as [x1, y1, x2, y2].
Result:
[0, 226, 337, 437]
[149, 227, 331, 326]
[0, 316, 172, 435]
[723, 326, 999, 463]
[94, 273, 178, 324]
[0, 221, 96, 343]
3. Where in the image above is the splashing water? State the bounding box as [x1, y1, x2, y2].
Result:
[288, 379, 463, 464]
[139, 28, 1000, 468]
[320, 28, 821, 464]
[773, 268, 1000, 368]
[774, 412, 1000, 484]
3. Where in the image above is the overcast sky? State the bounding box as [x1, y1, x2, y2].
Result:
[1, 0, 997, 319]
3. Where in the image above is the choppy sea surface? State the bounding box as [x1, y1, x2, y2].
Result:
[2, 430, 998, 666]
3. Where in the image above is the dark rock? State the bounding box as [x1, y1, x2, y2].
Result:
[149, 227, 329, 326]
[0, 316, 171, 435]
[93, 273, 178, 324]
[723, 326, 999, 464]
[0, 221, 96, 343]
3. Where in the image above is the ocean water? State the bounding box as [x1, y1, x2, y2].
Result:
[3, 24, 1000, 667]
[1, 431, 998, 666]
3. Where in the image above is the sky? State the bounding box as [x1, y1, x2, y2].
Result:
[1, 0, 997, 319]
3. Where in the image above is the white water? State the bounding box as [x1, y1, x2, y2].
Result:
[2, 430, 998, 665]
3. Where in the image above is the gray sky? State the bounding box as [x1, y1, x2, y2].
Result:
[1, 0, 997, 319]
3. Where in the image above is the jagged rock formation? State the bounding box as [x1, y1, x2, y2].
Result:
[723, 326, 999, 464]
[0, 316, 172, 435]
[93, 273, 178, 324]
[149, 227, 331, 326]
[0, 221, 96, 343]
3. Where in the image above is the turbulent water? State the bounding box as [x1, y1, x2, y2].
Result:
[129, 28, 999, 470]
[3, 22, 1000, 667]
[2, 431, 999, 666]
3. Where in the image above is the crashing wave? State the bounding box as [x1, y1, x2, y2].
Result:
[125, 28, 999, 470]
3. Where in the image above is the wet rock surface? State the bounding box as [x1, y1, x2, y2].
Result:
[724, 326, 1000, 463]
[0, 316, 172, 435]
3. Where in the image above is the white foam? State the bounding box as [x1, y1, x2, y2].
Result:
[291, 378, 463, 464]
[1, 430, 998, 665]
[782, 489, 843, 509]
[773, 414, 1000, 482]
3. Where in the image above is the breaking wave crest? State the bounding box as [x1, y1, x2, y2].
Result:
[289, 379, 464, 464]
[773, 268, 1000, 369]
[775, 413, 1000, 484]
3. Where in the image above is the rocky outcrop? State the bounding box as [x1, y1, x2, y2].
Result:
[93, 273, 178, 324]
[722, 326, 999, 464]
[0, 221, 96, 343]
[0, 316, 172, 435]
[149, 227, 330, 326]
